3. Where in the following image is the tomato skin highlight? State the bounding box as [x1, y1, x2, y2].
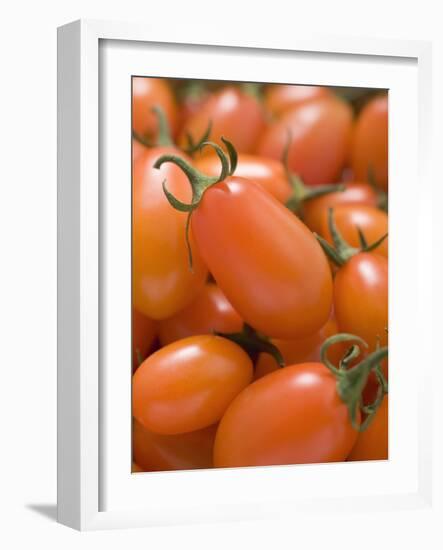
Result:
[132, 335, 253, 435]
[264, 84, 331, 118]
[133, 419, 217, 471]
[178, 86, 266, 155]
[214, 363, 359, 468]
[334, 253, 388, 352]
[351, 94, 388, 191]
[158, 283, 243, 346]
[191, 177, 333, 339]
[256, 97, 353, 186]
[132, 147, 207, 320]
[132, 77, 178, 139]
[194, 154, 291, 204]
[320, 204, 388, 258]
[303, 182, 378, 235]
[132, 308, 156, 370]
[348, 397, 388, 461]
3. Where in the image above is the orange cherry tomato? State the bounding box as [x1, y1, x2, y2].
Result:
[348, 397, 388, 461]
[264, 84, 331, 118]
[350, 94, 388, 191]
[132, 335, 253, 434]
[303, 182, 378, 235]
[256, 97, 353, 186]
[132, 308, 156, 370]
[132, 147, 207, 319]
[178, 86, 265, 155]
[195, 153, 291, 204]
[133, 419, 217, 471]
[254, 315, 342, 380]
[320, 204, 388, 258]
[158, 283, 243, 346]
[132, 77, 178, 139]
[132, 139, 147, 162]
[189, 175, 333, 339]
[334, 253, 388, 352]
[214, 363, 359, 467]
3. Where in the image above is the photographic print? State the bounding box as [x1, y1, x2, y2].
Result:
[131, 77, 388, 473]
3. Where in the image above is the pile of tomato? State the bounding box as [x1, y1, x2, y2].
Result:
[131, 77, 389, 472]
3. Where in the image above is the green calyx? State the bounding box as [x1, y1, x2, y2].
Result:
[320, 333, 388, 431]
[282, 131, 345, 217]
[315, 207, 388, 266]
[216, 323, 285, 369]
[154, 137, 238, 270]
[240, 82, 264, 101]
[133, 105, 174, 148]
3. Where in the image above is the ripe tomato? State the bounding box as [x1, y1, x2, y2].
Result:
[303, 182, 378, 235]
[190, 177, 332, 339]
[348, 397, 388, 461]
[133, 419, 217, 471]
[133, 147, 207, 319]
[132, 77, 178, 139]
[254, 314, 342, 380]
[320, 204, 388, 258]
[334, 253, 388, 352]
[195, 153, 291, 204]
[214, 362, 359, 467]
[158, 283, 243, 346]
[350, 94, 388, 191]
[132, 308, 156, 370]
[256, 97, 353, 186]
[132, 335, 253, 434]
[264, 84, 331, 118]
[132, 462, 143, 472]
[178, 86, 265, 155]
[132, 138, 147, 162]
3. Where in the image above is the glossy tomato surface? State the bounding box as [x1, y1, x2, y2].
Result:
[214, 363, 359, 467]
[351, 94, 388, 191]
[132, 147, 207, 319]
[303, 182, 378, 235]
[334, 253, 388, 351]
[320, 204, 388, 258]
[133, 419, 217, 471]
[264, 84, 331, 118]
[190, 177, 333, 339]
[158, 283, 243, 346]
[178, 86, 265, 155]
[195, 153, 291, 204]
[132, 308, 156, 370]
[256, 97, 353, 186]
[132, 335, 253, 435]
[132, 77, 178, 139]
[348, 397, 388, 461]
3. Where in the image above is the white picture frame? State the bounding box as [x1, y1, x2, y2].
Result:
[57, 19, 436, 531]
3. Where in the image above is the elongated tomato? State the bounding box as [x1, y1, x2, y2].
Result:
[132, 335, 253, 435]
[214, 363, 359, 467]
[191, 177, 333, 338]
[133, 419, 217, 471]
[133, 147, 207, 319]
[264, 84, 331, 118]
[195, 154, 291, 204]
[158, 283, 243, 346]
[132, 308, 156, 370]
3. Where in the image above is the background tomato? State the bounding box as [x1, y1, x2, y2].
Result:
[263, 84, 331, 118]
[158, 283, 243, 346]
[132, 77, 178, 139]
[178, 86, 266, 155]
[303, 182, 378, 235]
[132, 308, 156, 370]
[132, 335, 253, 435]
[195, 154, 292, 204]
[320, 204, 388, 258]
[256, 96, 353, 186]
[132, 147, 207, 319]
[133, 419, 217, 471]
[214, 362, 359, 467]
[348, 397, 388, 461]
[350, 94, 388, 191]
